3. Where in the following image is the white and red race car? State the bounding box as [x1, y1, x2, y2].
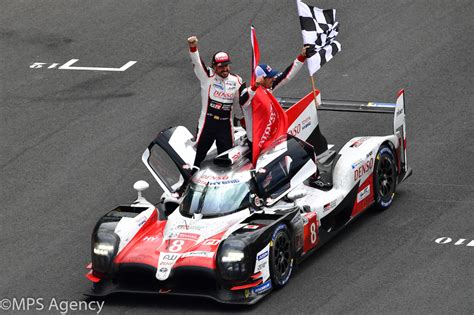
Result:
[85, 90, 412, 304]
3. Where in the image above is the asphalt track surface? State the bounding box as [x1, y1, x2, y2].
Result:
[1, 0, 473, 314]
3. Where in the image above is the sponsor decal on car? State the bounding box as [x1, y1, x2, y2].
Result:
[202, 239, 221, 246]
[231, 151, 241, 162]
[193, 174, 240, 186]
[301, 116, 312, 131]
[256, 261, 267, 272]
[357, 185, 371, 202]
[254, 244, 271, 280]
[162, 254, 179, 261]
[135, 215, 147, 227]
[323, 200, 337, 212]
[252, 280, 272, 295]
[176, 224, 205, 230]
[178, 232, 200, 241]
[143, 236, 160, 242]
[354, 158, 374, 181]
[208, 179, 240, 186]
[350, 137, 370, 148]
[257, 251, 268, 261]
[352, 159, 363, 169]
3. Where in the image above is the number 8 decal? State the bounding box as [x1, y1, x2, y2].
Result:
[310, 222, 317, 244]
[169, 240, 184, 252]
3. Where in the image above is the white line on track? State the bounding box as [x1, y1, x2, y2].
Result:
[58, 59, 137, 71]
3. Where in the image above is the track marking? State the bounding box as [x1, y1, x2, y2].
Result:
[29, 59, 137, 71]
[58, 59, 137, 71]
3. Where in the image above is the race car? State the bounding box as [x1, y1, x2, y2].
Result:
[85, 90, 412, 304]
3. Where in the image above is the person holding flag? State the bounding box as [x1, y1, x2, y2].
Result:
[239, 34, 309, 164]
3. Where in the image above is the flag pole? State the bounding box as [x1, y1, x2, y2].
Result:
[310, 75, 320, 108]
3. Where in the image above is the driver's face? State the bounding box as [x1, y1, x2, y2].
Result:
[214, 64, 230, 78]
[262, 76, 275, 88]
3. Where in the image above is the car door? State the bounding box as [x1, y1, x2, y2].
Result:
[142, 126, 196, 195]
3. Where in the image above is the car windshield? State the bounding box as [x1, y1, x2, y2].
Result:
[180, 181, 251, 218]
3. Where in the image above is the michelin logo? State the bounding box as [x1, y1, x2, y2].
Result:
[252, 280, 272, 295]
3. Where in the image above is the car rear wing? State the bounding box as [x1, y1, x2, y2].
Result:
[278, 90, 411, 182]
[278, 97, 396, 114]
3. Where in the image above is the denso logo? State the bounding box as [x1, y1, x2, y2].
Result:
[354, 158, 374, 181]
[200, 175, 228, 180]
[213, 90, 234, 99]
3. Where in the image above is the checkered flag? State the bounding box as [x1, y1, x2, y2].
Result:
[297, 0, 342, 75]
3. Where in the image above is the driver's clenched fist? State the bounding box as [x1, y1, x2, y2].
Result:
[187, 36, 198, 48]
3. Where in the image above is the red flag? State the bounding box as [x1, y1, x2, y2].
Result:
[251, 88, 289, 164]
[250, 25, 260, 86]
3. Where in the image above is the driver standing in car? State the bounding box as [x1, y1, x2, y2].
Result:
[187, 36, 245, 168]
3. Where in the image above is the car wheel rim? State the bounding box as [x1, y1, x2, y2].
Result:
[377, 155, 395, 199]
[274, 232, 291, 278]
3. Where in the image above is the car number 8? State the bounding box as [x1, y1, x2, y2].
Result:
[169, 240, 184, 252]
[310, 222, 317, 244]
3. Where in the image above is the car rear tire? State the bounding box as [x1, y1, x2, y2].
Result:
[270, 224, 293, 288]
[373, 145, 397, 210]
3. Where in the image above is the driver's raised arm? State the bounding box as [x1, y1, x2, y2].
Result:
[188, 36, 211, 83]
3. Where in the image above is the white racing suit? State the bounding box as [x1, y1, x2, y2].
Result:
[189, 47, 244, 167]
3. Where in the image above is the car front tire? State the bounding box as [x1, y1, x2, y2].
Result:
[269, 224, 293, 288]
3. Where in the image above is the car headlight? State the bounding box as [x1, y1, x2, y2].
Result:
[217, 239, 251, 281]
[221, 250, 245, 263]
[91, 232, 120, 274]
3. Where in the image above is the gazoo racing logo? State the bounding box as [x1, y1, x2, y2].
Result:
[354, 158, 374, 181]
